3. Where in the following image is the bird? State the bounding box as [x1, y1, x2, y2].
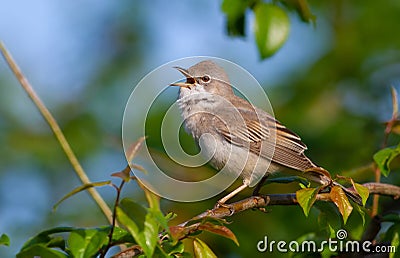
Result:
[170, 60, 361, 205]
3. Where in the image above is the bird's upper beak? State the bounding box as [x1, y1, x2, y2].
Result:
[170, 67, 196, 88]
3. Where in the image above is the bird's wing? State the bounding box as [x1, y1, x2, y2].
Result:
[215, 106, 316, 172]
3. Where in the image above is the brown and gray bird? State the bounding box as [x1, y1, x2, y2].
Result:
[171, 60, 361, 205]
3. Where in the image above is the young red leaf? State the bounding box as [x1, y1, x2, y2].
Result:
[169, 226, 186, 242]
[111, 165, 131, 181]
[330, 186, 353, 224]
[198, 222, 239, 246]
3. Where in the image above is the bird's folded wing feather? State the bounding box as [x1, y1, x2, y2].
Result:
[216, 106, 316, 171]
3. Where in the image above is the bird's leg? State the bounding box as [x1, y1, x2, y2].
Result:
[252, 175, 269, 196]
[216, 183, 249, 208]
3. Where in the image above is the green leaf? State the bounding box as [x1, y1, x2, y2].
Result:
[221, 0, 249, 36]
[117, 199, 159, 257]
[353, 203, 367, 226]
[389, 231, 399, 258]
[53, 181, 112, 211]
[330, 186, 353, 224]
[149, 208, 170, 234]
[382, 223, 400, 258]
[119, 198, 147, 231]
[0, 234, 10, 246]
[373, 145, 400, 177]
[109, 226, 136, 244]
[254, 3, 290, 58]
[117, 207, 140, 237]
[141, 182, 170, 233]
[296, 187, 320, 217]
[68, 229, 108, 258]
[353, 183, 369, 206]
[198, 222, 239, 246]
[193, 238, 217, 258]
[144, 185, 161, 211]
[46, 236, 66, 250]
[142, 212, 159, 257]
[17, 244, 68, 258]
[160, 240, 185, 256]
[117, 198, 161, 251]
[165, 212, 177, 221]
[315, 202, 342, 238]
[20, 227, 75, 252]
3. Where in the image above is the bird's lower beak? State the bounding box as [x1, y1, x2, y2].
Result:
[170, 82, 191, 88]
[170, 67, 195, 88]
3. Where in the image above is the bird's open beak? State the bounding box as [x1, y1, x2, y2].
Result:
[170, 67, 195, 88]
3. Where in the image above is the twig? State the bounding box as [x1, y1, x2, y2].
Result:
[178, 182, 400, 227]
[372, 86, 399, 216]
[116, 181, 400, 256]
[364, 182, 400, 198]
[101, 179, 126, 258]
[0, 42, 113, 223]
[372, 166, 381, 217]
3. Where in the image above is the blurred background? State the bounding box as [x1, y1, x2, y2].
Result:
[1, 0, 400, 257]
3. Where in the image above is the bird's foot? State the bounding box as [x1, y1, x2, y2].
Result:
[214, 201, 235, 216]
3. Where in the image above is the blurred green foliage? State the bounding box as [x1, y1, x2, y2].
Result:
[1, 0, 400, 257]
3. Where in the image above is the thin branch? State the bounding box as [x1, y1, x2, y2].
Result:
[101, 180, 125, 258]
[364, 182, 400, 198]
[0, 42, 113, 223]
[372, 167, 381, 217]
[372, 86, 399, 216]
[178, 182, 400, 227]
[117, 182, 400, 256]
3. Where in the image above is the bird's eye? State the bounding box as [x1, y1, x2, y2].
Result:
[201, 75, 211, 83]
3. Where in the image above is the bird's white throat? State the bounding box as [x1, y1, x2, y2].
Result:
[177, 88, 222, 120]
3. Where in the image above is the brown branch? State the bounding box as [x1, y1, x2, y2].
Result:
[364, 182, 400, 198]
[126, 182, 399, 256]
[372, 166, 382, 217]
[178, 182, 400, 227]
